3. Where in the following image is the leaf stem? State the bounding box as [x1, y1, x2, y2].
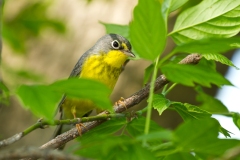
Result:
[144, 56, 160, 136]
[136, 106, 148, 116]
[162, 83, 177, 95]
[162, 84, 169, 94]
[158, 50, 176, 67]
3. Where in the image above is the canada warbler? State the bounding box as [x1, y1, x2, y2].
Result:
[53, 34, 135, 140]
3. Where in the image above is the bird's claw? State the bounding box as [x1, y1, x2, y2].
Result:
[115, 97, 127, 110]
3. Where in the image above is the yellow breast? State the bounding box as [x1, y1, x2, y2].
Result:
[80, 50, 128, 89]
[62, 50, 128, 119]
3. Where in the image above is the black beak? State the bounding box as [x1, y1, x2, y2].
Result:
[123, 50, 135, 58]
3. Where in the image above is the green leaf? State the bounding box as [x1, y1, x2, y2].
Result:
[0, 81, 10, 105]
[164, 152, 196, 160]
[50, 78, 112, 111]
[16, 78, 112, 121]
[198, 58, 216, 71]
[151, 142, 178, 157]
[136, 130, 172, 142]
[161, 63, 231, 87]
[1, 64, 44, 84]
[169, 0, 189, 12]
[173, 118, 240, 156]
[80, 118, 128, 143]
[193, 139, 240, 156]
[126, 116, 162, 137]
[174, 119, 215, 148]
[2, 25, 26, 52]
[165, 0, 189, 13]
[203, 53, 239, 69]
[101, 23, 129, 39]
[232, 112, 240, 130]
[195, 86, 229, 114]
[170, 0, 240, 44]
[126, 117, 166, 147]
[143, 64, 154, 85]
[130, 0, 166, 61]
[174, 37, 240, 55]
[152, 94, 171, 115]
[3, 1, 65, 53]
[101, 23, 140, 59]
[172, 102, 211, 121]
[219, 126, 231, 138]
[16, 85, 62, 122]
[162, 0, 189, 25]
[76, 136, 156, 160]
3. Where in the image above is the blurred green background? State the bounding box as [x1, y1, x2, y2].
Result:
[0, 0, 232, 150]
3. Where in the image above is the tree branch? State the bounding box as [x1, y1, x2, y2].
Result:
[0, 0, 3, 59]
[0, 147, 81, 160]
[0, 0, 4, 107]
[40, 53, 202, 149]
[0, 113, 127, 148]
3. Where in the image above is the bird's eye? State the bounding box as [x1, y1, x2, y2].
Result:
[111, 40, 120, 49]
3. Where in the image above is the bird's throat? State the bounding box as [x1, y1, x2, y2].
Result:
[80, 53, 124, 89]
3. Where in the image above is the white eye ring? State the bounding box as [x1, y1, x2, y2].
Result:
[111, 40, 121, 49]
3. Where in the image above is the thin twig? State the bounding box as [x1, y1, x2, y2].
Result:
[40, 53, 202, 149]
[0, 113, 127, 148]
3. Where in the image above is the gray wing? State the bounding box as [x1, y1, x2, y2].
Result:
[56, 51, 91, 114]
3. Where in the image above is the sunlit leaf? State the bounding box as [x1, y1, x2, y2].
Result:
[50, 78, 112, 111]
[102, 23, 129, 39]
[16, 78, 112, 122]
[143, 64, 154, 85]
[202, 53, 239, 69]
[162, 0, 189, 21]
[170, 0, 240, 44]
[16, 85, 62, 122]
[152, 94, 171, 115]
[174, 37, 240, 54]
[232, 112, 240, 130]
[161, 63, 231, 87]
[172, 102, 211, 121]
[130, 0, 166, 61]
[219, 126, 231, 138]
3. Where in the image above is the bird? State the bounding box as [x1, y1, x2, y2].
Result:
[53, 34, 135, 145]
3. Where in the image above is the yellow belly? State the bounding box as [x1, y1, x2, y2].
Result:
[61, 98, 95, 118]
[62, 53, 125, 119]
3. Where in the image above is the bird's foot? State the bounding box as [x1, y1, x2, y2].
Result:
[115, 97, 127, 110]
[76, 123, 86, 136]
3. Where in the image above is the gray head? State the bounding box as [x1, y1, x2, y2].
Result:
[70, 34, 134, 77]
[89, 34, 135, 57]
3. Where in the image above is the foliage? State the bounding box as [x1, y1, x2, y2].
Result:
[16, 78, 112, 122]
[1, 0, 240, 159]
[2, 1, 66, 53]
